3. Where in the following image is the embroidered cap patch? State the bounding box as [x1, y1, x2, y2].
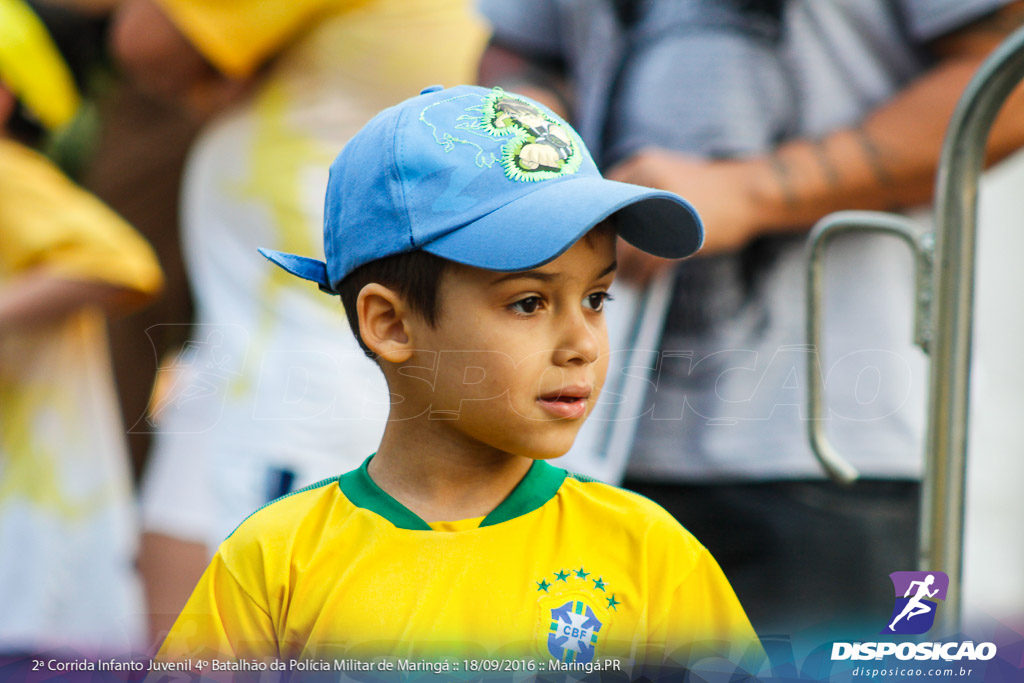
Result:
[419, 87, 583, 183]
[478, 89, 582, 182]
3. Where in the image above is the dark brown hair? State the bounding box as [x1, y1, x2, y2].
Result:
[337, 250, 450, 359]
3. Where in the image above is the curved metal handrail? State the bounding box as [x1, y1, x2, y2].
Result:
[806, 211, 933, 484]
[806, 23, 1024, 634]
[923, 21, 1024, 635]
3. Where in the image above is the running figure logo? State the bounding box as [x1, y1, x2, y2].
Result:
[882, 571, 949, 634]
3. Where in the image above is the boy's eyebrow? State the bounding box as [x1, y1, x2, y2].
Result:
[595, 260, 618, 279]
[489, 260, 617, 286]
[490, 270, 560, 285]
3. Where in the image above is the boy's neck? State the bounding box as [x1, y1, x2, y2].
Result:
[367, 419, 534, 524]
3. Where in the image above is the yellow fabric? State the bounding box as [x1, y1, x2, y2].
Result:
[429, 516, 485, 532]
[156, 0, 486, 83]
[155, 0, 367, 78]
[0, 0, 80, 130]
[0, 139, 164, 293]
[159, 469, 762, 670]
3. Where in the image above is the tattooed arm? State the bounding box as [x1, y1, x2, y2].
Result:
[607, 2, 1024, 278]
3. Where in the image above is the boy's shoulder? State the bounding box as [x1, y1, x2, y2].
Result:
[560, 470, 680, 519]
[557, 471, 705, 550]
[221, 475, 348, 556]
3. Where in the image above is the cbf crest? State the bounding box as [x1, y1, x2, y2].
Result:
[534, 567, 620, 664]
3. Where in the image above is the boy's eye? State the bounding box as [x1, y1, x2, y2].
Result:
[583, 292, 612, 312]
[509, 296, 543, 315]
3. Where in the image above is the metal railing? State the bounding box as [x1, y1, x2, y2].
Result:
[806, 24, 1024, 635]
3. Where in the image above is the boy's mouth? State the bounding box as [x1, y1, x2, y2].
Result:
[537, 386, 592, 420]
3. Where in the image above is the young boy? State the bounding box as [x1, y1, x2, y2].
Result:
[158, 85, 762, 673]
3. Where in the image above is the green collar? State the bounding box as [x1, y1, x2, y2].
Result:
[337, 456, 567, 531]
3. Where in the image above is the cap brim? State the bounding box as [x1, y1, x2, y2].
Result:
[419, 176, 703, 272]
[257, 248, 335, 293]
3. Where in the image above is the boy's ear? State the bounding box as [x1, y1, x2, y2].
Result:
[357, 283, 415, 363]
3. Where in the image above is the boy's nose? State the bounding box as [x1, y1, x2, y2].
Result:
[552, 311, 602, 366]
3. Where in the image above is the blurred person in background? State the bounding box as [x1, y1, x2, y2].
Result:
[85, 84, 197, 480]
[0, 0, 163, 654]
[111, 0, 488, 640]
[479, 0, 1024, 635]
[34, 0, 200, 482]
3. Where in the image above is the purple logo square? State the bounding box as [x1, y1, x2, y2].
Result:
[882, 571, 949, 635]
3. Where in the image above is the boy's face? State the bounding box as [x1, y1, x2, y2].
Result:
[399, 229, 616, 460]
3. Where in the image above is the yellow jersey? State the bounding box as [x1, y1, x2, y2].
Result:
[159, 458, 763, 673]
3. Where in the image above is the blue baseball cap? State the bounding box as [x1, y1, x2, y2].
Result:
[259, 85, 703, 293]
